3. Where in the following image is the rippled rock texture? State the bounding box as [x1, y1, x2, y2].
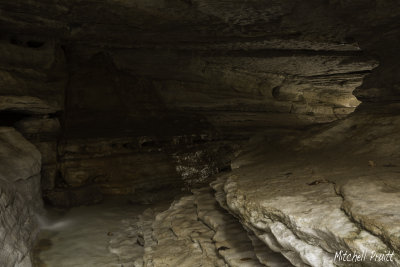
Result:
[137, 188, 291, 267]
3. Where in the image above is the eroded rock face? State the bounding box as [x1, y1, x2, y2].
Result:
[137, 188, 292, 267]
[0, 127, 43, 267]
[215, 174, 398, 266]
[208, 112, 400, 267]
[139, 195, 222, 266]
[124, 111, 400, 266]
[2, 0, 394, 206]
[193, 187, 291, 267]
[0, 180, 39, 267]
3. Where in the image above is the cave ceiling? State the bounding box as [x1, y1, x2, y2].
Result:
[1, 0, 400, 137]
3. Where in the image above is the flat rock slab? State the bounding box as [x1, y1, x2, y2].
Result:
[220, 168, 399, 267]
[0, 95, 59, 114]
[340, 174, 400, 253]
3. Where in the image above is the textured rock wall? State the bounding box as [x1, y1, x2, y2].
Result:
[205, 108, 400, 266]
[0, 127, 43, 267]
[0, 31, 68, 208]
[2, 0, 400, 266]
[0, 0, 399, 207]
[49, 34, 376, 205]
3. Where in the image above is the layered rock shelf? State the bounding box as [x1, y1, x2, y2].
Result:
[207, 112, 400, 267]
[129, 187, 291, 267]
[107, 110, 400, 267]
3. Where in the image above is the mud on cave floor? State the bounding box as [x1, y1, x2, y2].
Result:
[32, 193, 182, 267]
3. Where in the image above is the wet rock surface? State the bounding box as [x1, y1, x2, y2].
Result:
[35, 197, 147, 267]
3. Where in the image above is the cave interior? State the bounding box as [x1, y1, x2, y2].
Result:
[1, 1, 400, 266]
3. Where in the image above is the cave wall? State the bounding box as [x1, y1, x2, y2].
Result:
[49, 44, 374, 205]
[0, 0, 396, 207]
[0, 128, 42, 267]
[0, 0, 400, 223]
[1, 0, 400, 266]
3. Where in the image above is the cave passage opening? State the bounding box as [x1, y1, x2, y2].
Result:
[30, 42, 375, 266]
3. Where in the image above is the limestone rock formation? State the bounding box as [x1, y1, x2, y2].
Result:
[1, 0, 392, 206]
[123, 187, 292, 267]
[141, 195, 227, 266]
[139, 109, 400, 267]
[207, 111, 400, 266]
[1, 0, 392, 208]
[193, 187, 291, 267]
[0, 127, 42, 267]
[2, 0, 400, 266]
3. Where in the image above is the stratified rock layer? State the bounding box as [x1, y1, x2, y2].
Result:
[209, 112, 400, 267]
[2, 0, 395, 207]
[2, 1, 400, 266]
[193, 187, 292, 267]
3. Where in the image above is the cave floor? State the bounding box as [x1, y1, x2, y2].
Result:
[32, 196, 172, 267]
